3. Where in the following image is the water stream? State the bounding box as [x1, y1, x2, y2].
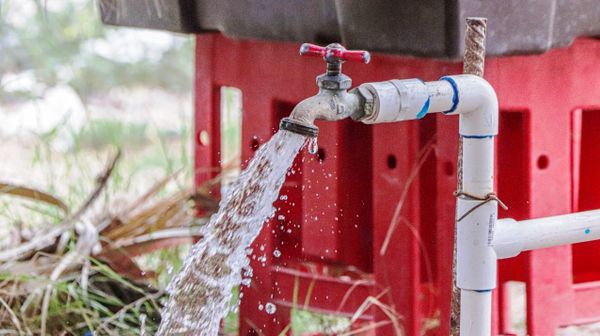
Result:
[157, 130, 307, 335]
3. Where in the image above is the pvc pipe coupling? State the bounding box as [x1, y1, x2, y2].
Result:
[354, 79, 430, 123]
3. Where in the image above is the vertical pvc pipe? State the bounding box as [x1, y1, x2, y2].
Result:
[460, 289, 492, 336]
[460, 137, 494, 195]
[455, 17, 491, 336]
[456, 137, 497, 336]
[452, 17, 489, 335]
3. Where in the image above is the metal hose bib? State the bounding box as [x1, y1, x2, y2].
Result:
[279, 43, 370, 138]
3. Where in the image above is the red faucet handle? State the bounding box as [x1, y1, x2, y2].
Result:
[300, 43, 371, 64]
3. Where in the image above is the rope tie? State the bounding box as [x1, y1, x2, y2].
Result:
[454, 191, 508, 222]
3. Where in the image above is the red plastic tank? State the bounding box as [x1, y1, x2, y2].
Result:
[194, 34, 600, 335]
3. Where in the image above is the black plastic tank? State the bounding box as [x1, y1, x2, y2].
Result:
[99, 0, 600, 59]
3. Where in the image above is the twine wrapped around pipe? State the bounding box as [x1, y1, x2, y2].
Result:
[454, 191, 508, 222]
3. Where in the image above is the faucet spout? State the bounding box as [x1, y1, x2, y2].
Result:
[280, 90, 363, 137]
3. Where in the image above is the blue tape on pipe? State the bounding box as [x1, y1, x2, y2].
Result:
[440, 76, 459, 114]
[417, 97, 430, 119]
[461, 134, 495, 139]
[475, 289, 492, 293]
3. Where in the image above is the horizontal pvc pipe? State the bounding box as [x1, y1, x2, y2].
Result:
[426, 80, 454, 113]
[460, 289, 492, 336]
[357, 79, 429, 123]
[358, 75, 498, 136]
[493, 209, 600, 259]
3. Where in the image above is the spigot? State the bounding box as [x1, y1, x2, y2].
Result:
[279, 43, 370, 138]
[301, 42, 370, 83]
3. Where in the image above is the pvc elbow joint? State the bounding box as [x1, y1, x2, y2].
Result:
[443, 75, 499, 137]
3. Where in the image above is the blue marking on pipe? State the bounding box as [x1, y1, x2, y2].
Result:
[461, 134, 495, 139]
[585, 228, 591, 235]
[417, 97, 430, 119]
[440, 76, 459, 114]
[475, 289, 492, 293]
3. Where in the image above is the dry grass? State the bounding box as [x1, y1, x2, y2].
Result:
[0, 151, 215, 335]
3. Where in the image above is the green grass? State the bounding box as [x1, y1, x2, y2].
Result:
[0, 258, 163, 335]
[76, 119, 149, 150]
[292, 309, 351, 335]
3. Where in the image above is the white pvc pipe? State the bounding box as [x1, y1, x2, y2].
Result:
[446, 75, 498, 136]
[451, 75, 498, 336]
[358, 79, 430, 123]
[358, 75, 498, 136]
[493, 209, 600, 259]
[456, 137, 497, 291]
[359, 73, 600, 335]
[359, 74, 499, 336]
[460, 289, 492, 336]
[426, 80, 455, 112]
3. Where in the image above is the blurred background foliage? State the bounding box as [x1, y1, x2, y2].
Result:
[0, 2, 197, 334]
[0, 0, 194, 103]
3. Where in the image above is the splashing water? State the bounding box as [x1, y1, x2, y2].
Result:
[307, 137, 318, 154]
[157, 130, 306, 335]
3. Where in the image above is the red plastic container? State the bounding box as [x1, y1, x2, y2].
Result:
[194, 34, 600, 335]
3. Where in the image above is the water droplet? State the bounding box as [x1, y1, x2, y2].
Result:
[258, 304, 264, 311]
[265, 302, 277, 315]
[273, 249, 281, 258]
[279, 195, 288, 201]
[308, 138, 318, 154]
